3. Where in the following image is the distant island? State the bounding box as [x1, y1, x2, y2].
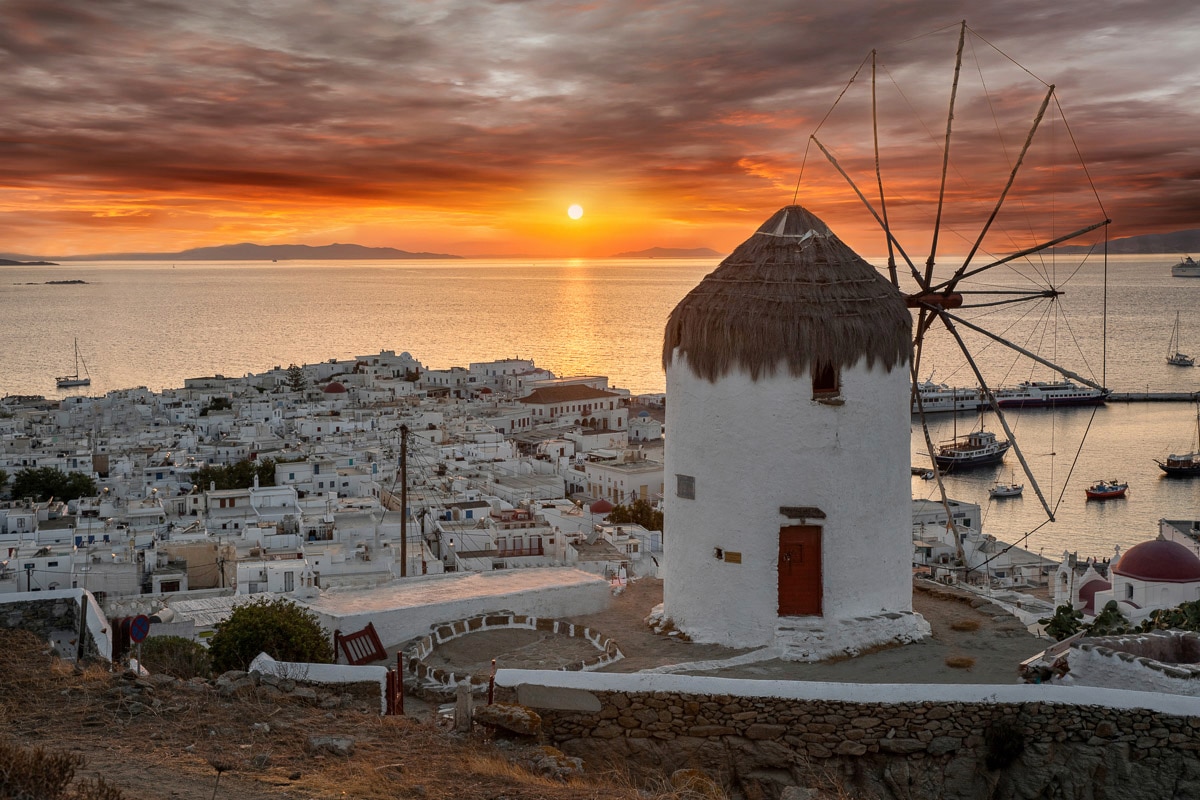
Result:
[1051, 228, 1200, 255]
[0, 258, 58, 266]
[611, 246, 723, 258]
[0, 243, 461, 262]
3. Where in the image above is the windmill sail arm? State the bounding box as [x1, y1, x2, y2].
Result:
[929, 218, 1111, 292]
[811, 135, 922, 283]
[936, 313, 1056, 522]
[939, 308, 1107, 392]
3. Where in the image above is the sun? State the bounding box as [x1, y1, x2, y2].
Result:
[567, 204, 584, 220]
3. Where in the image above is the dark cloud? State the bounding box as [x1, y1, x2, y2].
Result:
[0, 0, 1197, 254]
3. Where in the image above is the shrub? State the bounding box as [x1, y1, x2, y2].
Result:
[0, 737, 125, 799]
[949, 619, 981, 632]
[1038, 604, 1083, 641]
[138, 635, 211, 679]
[944, 655, 975, 669]
[207, 597, 334, 673]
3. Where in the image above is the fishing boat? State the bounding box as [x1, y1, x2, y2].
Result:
[911, 379, 986, 415]
[1156, 407, 1200, 477]
[1172, 256, 1200, 278]
[1166, 311, 1194, 367]
[55, 338, 91, 388]
[1085, 480, 1128, 500]
[992, 379, 1108, 408]
[932, 428, 1011, 470]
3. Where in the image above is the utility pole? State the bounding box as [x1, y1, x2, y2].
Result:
[400, 424, 409, 578]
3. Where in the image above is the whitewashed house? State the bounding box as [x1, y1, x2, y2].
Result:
[661, 205, 928, 659]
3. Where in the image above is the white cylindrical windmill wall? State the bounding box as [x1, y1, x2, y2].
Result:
[661, 205, 924, 655]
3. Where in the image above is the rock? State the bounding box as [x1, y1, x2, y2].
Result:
[306, 735, 355, 756]
[835, 740, 868, 756]
[474, 703, 542, 737]
[780, 788, 821, 800]
[533, 746, 585, 780]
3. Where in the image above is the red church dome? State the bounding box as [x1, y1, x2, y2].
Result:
[323, 381, 347, 394]
[589, 498, 614, 514]
[1113, 539, 1200, 583]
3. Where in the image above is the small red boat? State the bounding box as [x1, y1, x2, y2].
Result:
[1085, 480, 1128, 500]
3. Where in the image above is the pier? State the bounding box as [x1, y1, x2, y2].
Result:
[1107, 392, 1200, 403]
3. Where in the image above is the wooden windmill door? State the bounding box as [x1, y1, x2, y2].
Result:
[778, 525, 822, 616]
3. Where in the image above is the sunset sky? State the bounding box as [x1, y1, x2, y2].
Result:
[2, 1, 1198, 259]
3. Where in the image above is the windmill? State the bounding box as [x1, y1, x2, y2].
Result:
[806, 21, 1110, 532]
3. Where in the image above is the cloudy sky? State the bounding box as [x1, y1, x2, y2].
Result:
[1, 0, 1197, 258]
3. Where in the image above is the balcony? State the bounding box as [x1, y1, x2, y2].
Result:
[495, 544, 544, 558]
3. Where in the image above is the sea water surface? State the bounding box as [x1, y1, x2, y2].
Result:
[2, 255, 1198, 561]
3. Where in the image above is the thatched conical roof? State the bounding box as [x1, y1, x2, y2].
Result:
[662, 205, 911, 382]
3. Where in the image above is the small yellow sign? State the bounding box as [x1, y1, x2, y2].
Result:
[723, 551, 742, 564]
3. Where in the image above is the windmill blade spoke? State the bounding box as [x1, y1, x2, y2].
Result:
[925, 21, 968, 285]
[811, 135, 924, 286]
[936, 312, 1056, 522]
[870, 51, 900, 289]
[952, 84, 1056, 283]
[940, 308, 1107, 392]
[928, 218, 1111, 293]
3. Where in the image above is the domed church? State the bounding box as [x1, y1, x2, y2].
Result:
[661, 205, 929, 660]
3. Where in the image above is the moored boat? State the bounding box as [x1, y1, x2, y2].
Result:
[1156, 408, 1200, 477]
[989, 481, 1024, 498]
[993, 379, 1108, 408]
[55, 338, 91, 388]
[1085, 479, 1127, 500]
[1166, 311, 1194, 367]
[1172, 256, 1200, 278]
[932, 428, 1011, 470]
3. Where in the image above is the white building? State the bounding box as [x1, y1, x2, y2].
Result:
[661, 204, 928, 659]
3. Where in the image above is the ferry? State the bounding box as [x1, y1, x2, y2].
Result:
[911, 380, 986, 415]
[1172, 256, 1200, 278]
[993, 379, 1108, 409]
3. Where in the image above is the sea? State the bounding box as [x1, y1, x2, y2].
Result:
[2, 255, 1198, 564]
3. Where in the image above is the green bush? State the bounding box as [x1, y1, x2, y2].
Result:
[138, 635, 211, 680]
[207, 597, 334, 673]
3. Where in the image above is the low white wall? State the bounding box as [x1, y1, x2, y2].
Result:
[249, 652, 390, 714]
[1066, 643, 1200, 697]
[303, 568, 611, 649]
[493, 668, 1200, 716]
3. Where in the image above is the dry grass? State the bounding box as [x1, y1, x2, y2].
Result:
[0, 627, 709, 800]
[945, 655, 976, 670]
[949, 619, 982, 632]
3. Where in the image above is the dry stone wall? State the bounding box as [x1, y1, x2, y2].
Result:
[495, 676, 1200, 800]
[1, 595, 100, 662]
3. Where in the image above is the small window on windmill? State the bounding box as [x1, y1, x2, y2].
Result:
[811, 362, 841, 402]
[676, 474, 695, 500]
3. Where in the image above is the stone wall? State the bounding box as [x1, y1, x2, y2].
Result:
[494, 670, 1200, 800]
[1, 591, 101, 662]
[1068, 630, 1200, 697]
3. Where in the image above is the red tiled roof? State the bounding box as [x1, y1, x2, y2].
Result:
[519, 384, 619, 405]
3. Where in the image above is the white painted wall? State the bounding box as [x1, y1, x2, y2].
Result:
[302, 567, 611, 649]
[663, 353, 912, 648]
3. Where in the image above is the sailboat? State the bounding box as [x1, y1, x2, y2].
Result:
[55, 338, 91, 388]
[1156, 406, 1200, 477]
[989, 471, 1024, 498]
[1166, 312, 1195, 367]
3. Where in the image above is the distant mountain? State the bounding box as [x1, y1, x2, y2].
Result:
[611, 246, 723, 258]
[1051, 229, 1200, 255]
[3, 243, 461, 262]
[0, 258, 57, 266]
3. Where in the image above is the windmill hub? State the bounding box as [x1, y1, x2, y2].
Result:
[906, 292, 963, 310]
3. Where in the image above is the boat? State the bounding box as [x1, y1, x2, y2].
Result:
[1085, 480, 1128, 500]
[911, 379, 986, 415]
[1166, 311, 1194, 367]
[1156, 408, 1200, 477]
[55, 338, 91, 388]
[992, 379, 1108, 408]
[989, 481, 1024, 498]
[932, 428, 1011, 470]
[1172, 256, 1200, 278]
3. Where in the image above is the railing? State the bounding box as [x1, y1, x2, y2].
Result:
[496, 545, 544, 557]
